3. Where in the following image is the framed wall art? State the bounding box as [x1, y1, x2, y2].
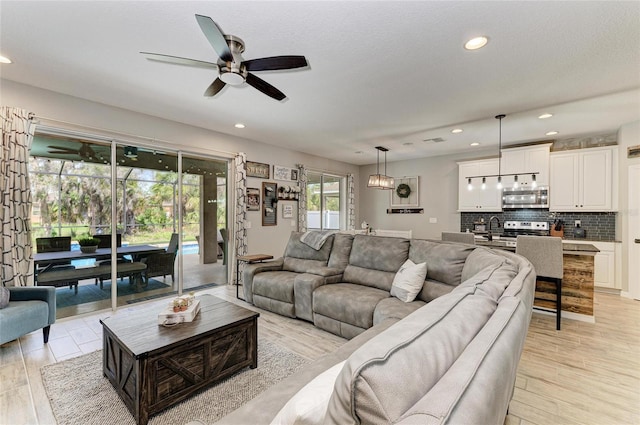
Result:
[246, 161, 270, 179]
[282, 204, 294, 219]
[390, 176, 419, 207]
[273, 165, 298, 182]
[246, 187, 260, 211]
[262, 182, 277, 226]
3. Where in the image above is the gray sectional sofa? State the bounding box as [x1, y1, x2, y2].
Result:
[221, 231, 535, 424]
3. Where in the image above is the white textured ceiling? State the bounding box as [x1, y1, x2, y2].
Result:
[1, 1, 639, 165]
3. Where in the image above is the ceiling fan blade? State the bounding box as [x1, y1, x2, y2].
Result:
[195, 15, 233, 62]
[204, 78, 226, 97]
[47, 146, 78, 153]
[246, 73, 286, 101]
[48, 151, 77, 155]
[243, 56, 308, 72]
[140, 52, 219, 70]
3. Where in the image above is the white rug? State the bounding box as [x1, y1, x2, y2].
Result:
[41, 339, 307, 425]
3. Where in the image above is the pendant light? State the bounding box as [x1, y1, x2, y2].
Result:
[367, 146, 395, 189]
[495, 114, 505, 190]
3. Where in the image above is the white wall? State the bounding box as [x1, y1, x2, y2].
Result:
[358, 148, 497, 240]
[2, 79, 359, 258]
[617, 120, 640, 293]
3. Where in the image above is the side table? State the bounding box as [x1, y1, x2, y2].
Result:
[236, 254, 274, 300]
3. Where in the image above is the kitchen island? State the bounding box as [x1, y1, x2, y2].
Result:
[476, 239, 599, 319]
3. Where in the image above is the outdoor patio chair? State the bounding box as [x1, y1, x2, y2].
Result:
[141, 233, 179, 284]
[93, 234, 131, 285]
[35, 236, 78, 292]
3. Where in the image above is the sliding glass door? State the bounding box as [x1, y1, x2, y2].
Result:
[29, 132, 229, 318]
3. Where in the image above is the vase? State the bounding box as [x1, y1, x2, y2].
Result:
[80, 245, 98, 254]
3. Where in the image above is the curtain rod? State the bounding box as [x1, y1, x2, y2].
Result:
[33, 115, 238, 158]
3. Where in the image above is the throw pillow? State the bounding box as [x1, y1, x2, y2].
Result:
[0, 286, 10, 309]
[390, 259, 427, 303]
[270, 361, 346, 425]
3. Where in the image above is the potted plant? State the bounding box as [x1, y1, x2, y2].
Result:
[77, 236, 100, 253]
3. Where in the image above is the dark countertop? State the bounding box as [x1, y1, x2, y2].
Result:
[475, 239, 599, 255]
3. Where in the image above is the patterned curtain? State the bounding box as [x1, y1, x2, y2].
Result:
[233, 152, 248, 285]
[347, 173, 356, 230]
[296, 164, 308, 232]
[1, 107, 35, 287]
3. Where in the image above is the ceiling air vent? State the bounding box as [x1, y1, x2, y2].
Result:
[628, 145, 640, 159]
[423, 137, 446, 143]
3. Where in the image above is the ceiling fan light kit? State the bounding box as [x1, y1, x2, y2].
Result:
[141, 14, 308, 101]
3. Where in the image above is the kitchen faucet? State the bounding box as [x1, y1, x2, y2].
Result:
[488, 216, 501, 241]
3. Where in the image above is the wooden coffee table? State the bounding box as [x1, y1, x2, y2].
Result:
[100, 295, 259, 425]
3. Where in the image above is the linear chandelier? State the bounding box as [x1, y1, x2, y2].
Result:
[466, 114, 539, 191]
[368, 146, 395, 190]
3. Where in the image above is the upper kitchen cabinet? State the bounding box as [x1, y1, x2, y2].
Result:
[549, 146, 618, 211]
[500, 143, 551, 188]
[458, 158, 502, 212]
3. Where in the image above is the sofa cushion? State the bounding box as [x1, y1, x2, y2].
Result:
[390, 259, 427, 302]
[373, 297, 426, 326]
[461, 247, 508, 283]
[325, 286, 497, 425]
[284, 232, 334, 262]
[409, 239, 475, 286]
[253, 271, 297, 303]
[456, 258, 519, 301]
[313, 283, 389, 330]
[417, 279, 455, 303]
[348, 235, 410, 272]
[271, 360, 346, 425]
[327, 234, 354, 271]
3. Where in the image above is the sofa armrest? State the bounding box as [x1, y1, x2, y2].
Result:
[305, 266, 343, 278]
[9, 287, 56, 324]
[242, 258, 284, 303]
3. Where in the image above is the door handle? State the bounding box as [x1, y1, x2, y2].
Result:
[636, 239, 640, 244]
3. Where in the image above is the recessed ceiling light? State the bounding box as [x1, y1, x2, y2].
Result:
[451, 128, 463, 134]
[464, 36, 488, 51]
[470, 142, 481, 147]
[546, 131, 559, 136]
[0, 55, 12, 64]
[402, 142, 414, 146]
[234, 123, 245, 129]
[538, 113, 553, 119]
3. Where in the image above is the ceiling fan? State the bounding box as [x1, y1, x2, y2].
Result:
[47, 143, 99, 160]
[140, 14, 308, 101]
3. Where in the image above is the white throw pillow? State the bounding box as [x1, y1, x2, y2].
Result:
[390, 259, 427, 302]
[270, 361, 346, 425]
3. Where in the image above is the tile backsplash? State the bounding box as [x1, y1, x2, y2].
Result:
[461, 210, 616, 241]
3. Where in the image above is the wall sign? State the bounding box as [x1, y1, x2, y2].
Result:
[386, 208, 424, 214]
[273, 165, 298, 181]
[246, 161, 270, 179]
[282, 204, 294, 219]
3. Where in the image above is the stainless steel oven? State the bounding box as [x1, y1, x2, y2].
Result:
[502, 187, 549, 209]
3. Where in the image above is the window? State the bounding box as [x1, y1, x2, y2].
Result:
[306, 172, 346, 230]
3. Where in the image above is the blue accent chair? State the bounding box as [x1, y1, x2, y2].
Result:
[0, 286, 56, 345]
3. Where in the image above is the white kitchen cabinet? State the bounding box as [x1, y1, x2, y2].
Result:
[501, 143, 551, 187]
[567, 240, 618, 289]
[458, 159, 502, 212]
[550, 146, 616, 211]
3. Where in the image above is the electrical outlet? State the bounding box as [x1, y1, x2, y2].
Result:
[574, 220, 581, 227]
[246, 221, 252, 229]
[429, 217, 437, 224]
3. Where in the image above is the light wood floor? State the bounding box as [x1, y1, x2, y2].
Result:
[1, 287, 638, 425]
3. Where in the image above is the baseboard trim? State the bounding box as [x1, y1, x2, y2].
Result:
[533, 308, 595, 324]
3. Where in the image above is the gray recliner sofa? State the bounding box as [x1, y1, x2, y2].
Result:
[221, 240, 536, 424]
